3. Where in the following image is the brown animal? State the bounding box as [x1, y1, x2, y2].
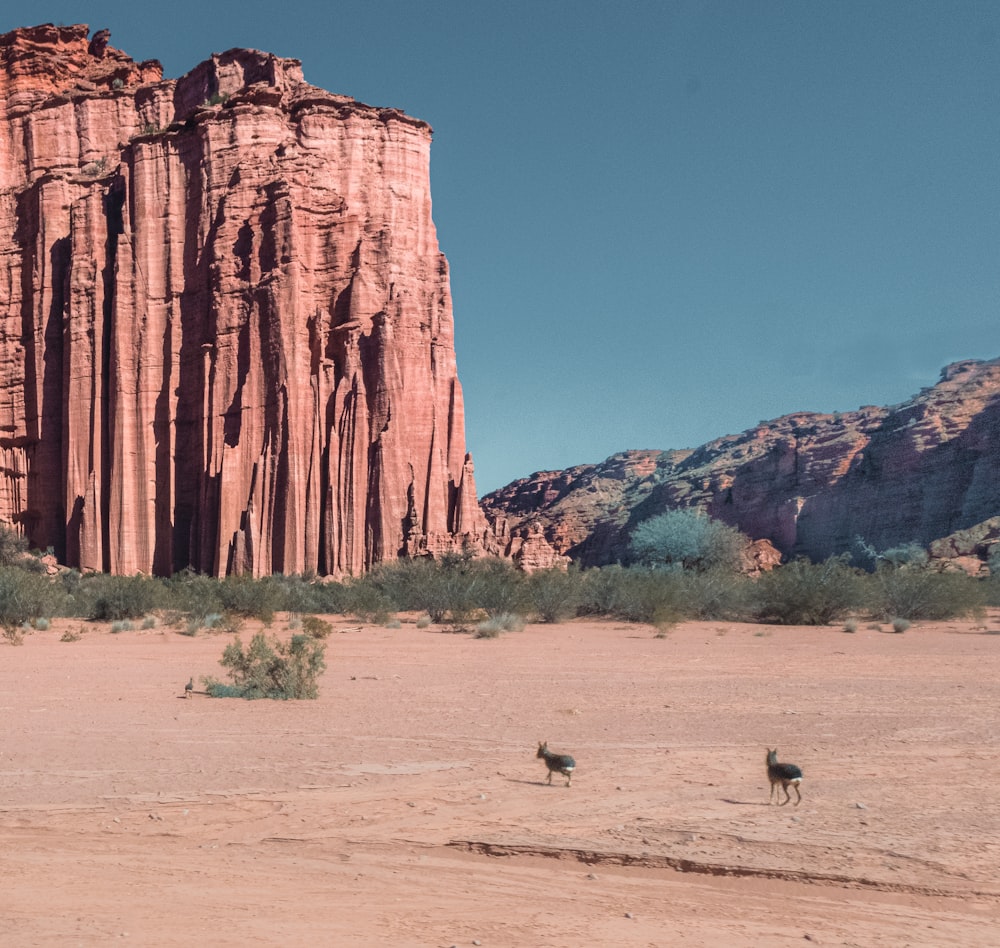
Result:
[766, 748, 803, 805]
[537, 742, 576, 786]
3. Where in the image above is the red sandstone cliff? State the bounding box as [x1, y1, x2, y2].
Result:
[0, 24, 485, 576]
[482, 359, 1000, 568]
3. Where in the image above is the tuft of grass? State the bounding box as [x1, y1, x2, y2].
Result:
[60, 627, 83, 642]
[33, 617, 50, 631]
[474, 613, 525, 638]
[384, 617, 402, 629]
[843, 619, 858, 633]
[891, 617, 911, 634]
[415, 614, 431, 629]
[110, 619, 134, 633]
[141, 616, 158, 629]
[287, 614, 303, 630]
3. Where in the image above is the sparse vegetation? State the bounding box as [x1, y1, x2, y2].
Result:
[891, 617, 911, 634]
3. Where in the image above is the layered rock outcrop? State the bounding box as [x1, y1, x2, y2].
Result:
[0, 24, 484, 576]
[482, 359, 1000, 568]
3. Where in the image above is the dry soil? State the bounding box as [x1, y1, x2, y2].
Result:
[2, 613, 999, 946]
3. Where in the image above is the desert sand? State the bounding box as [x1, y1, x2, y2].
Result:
[2, 613, 999, 947]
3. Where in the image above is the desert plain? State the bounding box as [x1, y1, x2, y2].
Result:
[2, 613, 999, 947]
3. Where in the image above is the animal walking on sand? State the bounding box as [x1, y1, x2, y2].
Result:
[185, 677, 194, 698]
[766, 748, 803, 805]
[537, 741, 576, 786]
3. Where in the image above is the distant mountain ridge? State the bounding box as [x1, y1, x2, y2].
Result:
[481, 358, 1000, 568]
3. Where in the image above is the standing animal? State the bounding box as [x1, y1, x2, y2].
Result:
[537, 741, 576, 786]
[185, 677, 194, 698]
[766, 748, 803, 805]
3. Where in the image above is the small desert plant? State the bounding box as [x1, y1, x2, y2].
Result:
[384, 617, 402, 629]
[141, 616, 158, 629]
[60, 628, 82, 642]
[415, 614, 431, 629]
[33, 617, 50, 631]
[474, 612, 525, 638]
[287, 613, 303, 630]
[301, 615, 333, 639]
[204, 632, 327, 700]
[843, 618, 859, 633]
[110, 619, 134, 633]
[2, 625, 25, 645]
[891, 617, 911, 633]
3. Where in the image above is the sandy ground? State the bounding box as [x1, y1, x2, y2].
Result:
[2, 612, 1000, 947]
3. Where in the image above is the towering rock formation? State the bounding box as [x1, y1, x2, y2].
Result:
[0, 24, 484, 576]
[483, 358, 1000, 568]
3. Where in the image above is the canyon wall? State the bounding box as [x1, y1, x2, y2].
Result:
[482, 359, 1000, 568]
[0, 24, 484, 576]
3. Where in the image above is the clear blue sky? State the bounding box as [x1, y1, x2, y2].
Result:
[14, 2, 999, 494]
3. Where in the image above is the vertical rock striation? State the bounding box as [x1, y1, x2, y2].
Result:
[0, 23, 484, 576]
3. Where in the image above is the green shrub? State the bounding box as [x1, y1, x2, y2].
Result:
[753, 556, 863, 625]
[415, 614, 431, 629]
[527, 568, 582, 623]
[86, 574, 163, 621]
[164, 571, 224, 618]
[342, 576, 395, 624]
[629, 510, 747, 572]
[865, 564, 984, 620]
[843, 618, 858, 633]
[681, 567, 753, 620]
[301, 615, 332, 639]
[891, 616, 911, 633]
[33, 617, 50, 631]
[596, 566, 692, 625]
[0, 523, 28, 566]
[204, 632, 326, 700]
[0, 566, 54, 626]
[217, 575, 282, 623]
